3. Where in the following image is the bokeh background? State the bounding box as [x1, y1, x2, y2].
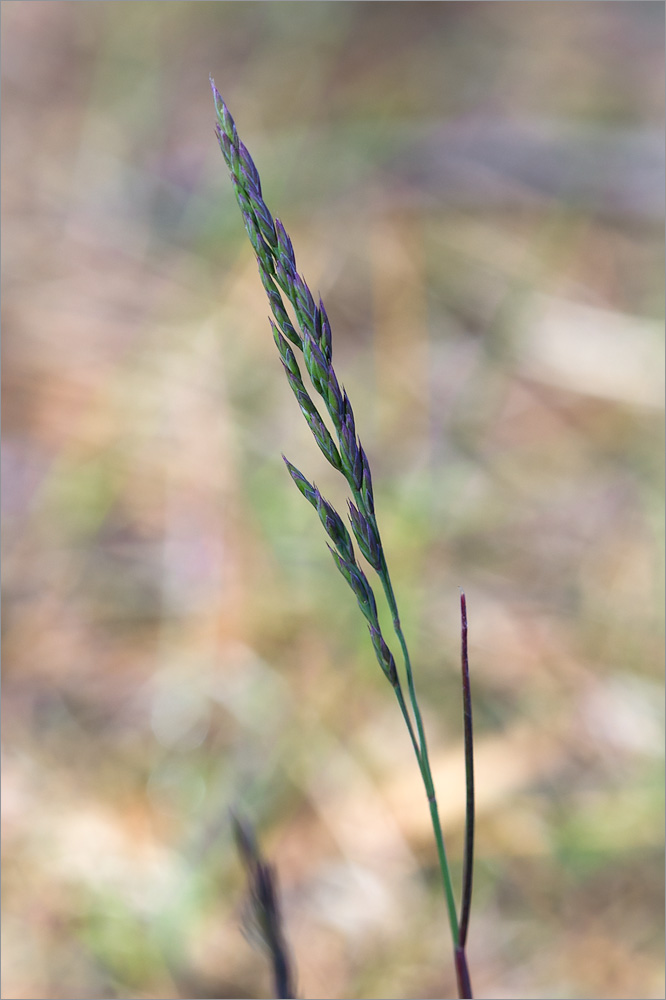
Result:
[2, 3, 664, 999]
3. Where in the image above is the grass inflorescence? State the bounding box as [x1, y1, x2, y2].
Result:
[212, 78, 475, 1000]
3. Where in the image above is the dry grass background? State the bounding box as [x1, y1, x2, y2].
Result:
[2, 3, 664, 999]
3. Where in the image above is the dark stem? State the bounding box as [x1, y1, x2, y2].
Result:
[273, 947, 296, 1000]
[455, 945, 473, 1000]
[457, 591, 475, 997]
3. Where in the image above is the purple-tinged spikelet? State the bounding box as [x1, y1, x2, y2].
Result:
[214, 124, 234, 169]
[211, 82, 239, 157]
[275, 218, 296, 272]
[314, 491, 356, 564]
[241, 210, 275, 274]
[282, 373, 343, 472]
[327, 547, 378, 627]
[271, 323, 301, 379]
[261, 271, 300, 347]
[239, 141, 262, 196]
[359, 446, 375, 516]
[303, 330, 329, 395]
[305, 411, 343, 471]
[316, 298, 333, 364]
[282, 457, 318, 508]
[324, 365, 344, 429]
[244, 181, 278, 250]
[346, 561, 379, 626]
[293, 273, 317, 327]
[369, 625, 398, 685]
[339, 417, 363, 491]
[274, 259, 294, 298]
[348, 500, 382, 571]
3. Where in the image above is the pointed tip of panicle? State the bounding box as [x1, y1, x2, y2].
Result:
[210, 79, 238, 147]
[209, 75, 222, 107]
[282, 456, 319, 507]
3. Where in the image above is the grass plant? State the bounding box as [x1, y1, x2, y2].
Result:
[211, 79, 475, 1000]
[233, 813, 297, 1000]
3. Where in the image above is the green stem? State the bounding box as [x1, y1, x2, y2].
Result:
[373, 542, 461, 949]
[346, 483, 462, 951]
[384, 570, 460, 946]
[393, 679, 424, 768]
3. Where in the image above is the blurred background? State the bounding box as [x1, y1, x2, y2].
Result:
[2, 3, 664, 999]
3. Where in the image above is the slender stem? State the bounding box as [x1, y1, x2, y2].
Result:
[426, 770, 461, 950]
[274, 944, 296, 1000]
[458, 591, 475, 952]
[393, 680, 424, 767]
[455, 946, 473, 1000]
[372, 541, 461, 950]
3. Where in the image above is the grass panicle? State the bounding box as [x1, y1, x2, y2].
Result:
[213, 79, 475, 999]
